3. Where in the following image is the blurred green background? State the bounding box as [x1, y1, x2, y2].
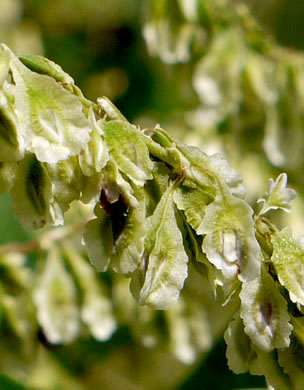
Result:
[1, 0, 304, 389]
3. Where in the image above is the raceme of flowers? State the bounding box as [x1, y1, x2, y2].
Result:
[0, 43, 303, 388]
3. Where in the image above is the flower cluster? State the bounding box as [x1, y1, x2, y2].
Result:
[0, 43, 303, 389]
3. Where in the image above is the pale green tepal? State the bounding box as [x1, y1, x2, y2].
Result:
[258, 173, 297, 216]
[240, 265, 292, 352]
[271, 228, 304, 307]
[33, 248, 80, 344]
[131, 184, 189, 310]
[0, 44, 92, 164]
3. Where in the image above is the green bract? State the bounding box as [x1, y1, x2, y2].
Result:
[278, 339, 304, 390]
[165, 296, 211, 364]
[84, 188, 146, 275]
[10, 154, 53, 230]
[0, 46, 10, 87]
[131, 185, 189, 310]
[193, 28, 245, 117]
[33, 248, 79, 344]
[83, 206, 114, 273]
[224, 313, 253, 374]
[0, 252, 36, 342]
[10, 153, 85, 229]
[271, 228, 304, 306]
[1, 44, 92, 164]
[100, 160, 139, 208]
[103, 120, 153, 186]
[173, 182, 213, 232]
[79, 109, 109, 177]
[63, 246, 116, 341]
[46, 157, 85, 225]
[258, 173, 296, 215]
[2, 40, 304, 388]
[0, 161, 16, 194]
[18, 53, 74, 85]
[0, 96, 23, 162]
[250, 348, 291, 390]
[201, 193, 261, 282]
[240, 266, 292, 352]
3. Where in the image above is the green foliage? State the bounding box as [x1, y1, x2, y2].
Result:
[1, 1, 304, 389]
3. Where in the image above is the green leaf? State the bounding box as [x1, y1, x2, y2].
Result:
[240, 266, 292, 352]
[32, 248, 79, 344]
[103, 120, 153, 186]
[200, 194, 260, 282]
[130, 185, 189, 310]
[2, 44, 92, 164]
[271, 228, 304, 306]
[258, 173, 296, 215]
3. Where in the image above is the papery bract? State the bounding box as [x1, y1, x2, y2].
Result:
[224, 313, 253, 374]
[103, 120, 153, 186]
[240, 266, 292, 352]
[200, 194, 260, 282]
[63, 247, 116, 341]
[271, 228, 304, 306]
[258, 173, 296, 215]
[0, 161, 16, 194]
[131, 185, 188, 310]
[165, 296, 211, 364]
[2, 44, 92, 164]
[33, 248, 79, 344]
[83, 206, 113, 273]
[10, 154, 53, 230]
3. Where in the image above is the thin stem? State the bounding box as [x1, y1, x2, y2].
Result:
[0, 223, 85, 256]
